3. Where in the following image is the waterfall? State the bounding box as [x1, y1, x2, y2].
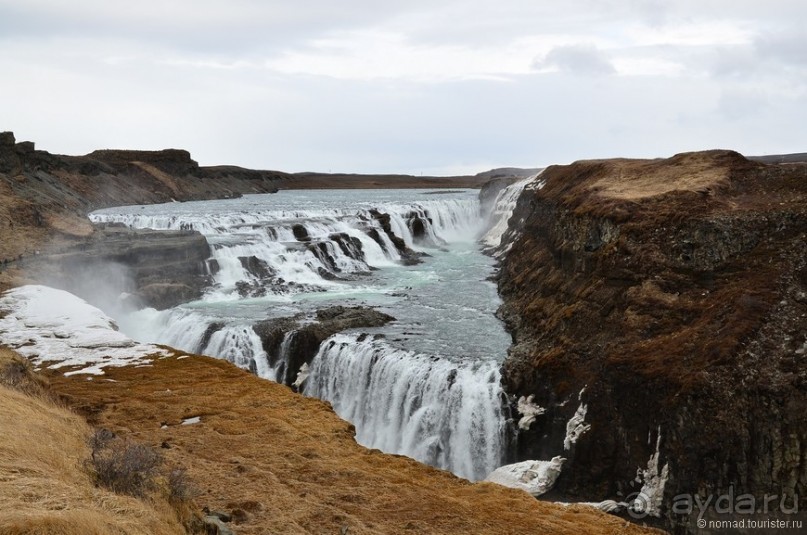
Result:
[94, 191, 510, 482]
[204, 326, 269, 377]
[91, 197, 483, 299]
[119, 307, 271, 378]
[271, 330, 297, 384]
[480, 172, 544, 251]
[118, 307, 211, 353]
[304, 333, 506, 481]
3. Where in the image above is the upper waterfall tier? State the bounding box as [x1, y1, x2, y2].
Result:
[91, 191, 484, 300]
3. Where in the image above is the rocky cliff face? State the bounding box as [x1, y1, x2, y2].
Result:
[252, 306, 394, 386]
[496, 151, 807, 532]
[0, 132, 286, 265]
[23, 225, 214, 310]
[0, 131, 484, 266]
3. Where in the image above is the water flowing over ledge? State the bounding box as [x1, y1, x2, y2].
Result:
[305, 333, 506, 481]
[91, 195, 482, 299]
[88, 188, 533, 480]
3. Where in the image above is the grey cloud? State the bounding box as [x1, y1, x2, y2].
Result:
[0, 1, 430, 54]
[2, 0, 807, 174]
[716, 89, 770, 121]
[756, 29, 807, 67]
[708, 46, 761, 77]
[704, 28, 807, 86]
[628, 0, 671, 26]
[534, 44, 616, 76]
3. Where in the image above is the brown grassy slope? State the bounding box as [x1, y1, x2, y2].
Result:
[582, 151, 734, 200]
[501, 150, 805, 387]
[0, 348, 186, 535]
[46, 352, 661, 535]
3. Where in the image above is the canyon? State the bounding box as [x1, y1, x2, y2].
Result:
[1, 132, 805, 534]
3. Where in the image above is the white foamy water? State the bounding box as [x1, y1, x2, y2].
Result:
[305, 333, 506, 481]
[90, 188, 526, 481]
[480, 172, 545, 254]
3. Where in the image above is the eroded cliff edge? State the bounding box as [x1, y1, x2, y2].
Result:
[496, 150, 807, 531]
[0, 131, 485, 263]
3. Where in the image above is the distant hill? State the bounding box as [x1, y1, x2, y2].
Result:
[474, 167, 542, 181]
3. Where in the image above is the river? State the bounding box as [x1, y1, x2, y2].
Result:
[90, 184, 531, 481]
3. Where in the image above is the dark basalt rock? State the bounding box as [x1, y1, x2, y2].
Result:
[24, 226, 213, 310]
[329, 232, 365, 263]
[87, 148, 200, 176]
[306, 241, 339, 273]
[253, 306, 395, 387]
[0, 131, 21, 174]
[238, 255, 275, 280]
[368, 209, 407, 251]
[495, 152, 807, 533]
[367, 209, 426, 266]
[292, 224, 310, 242]
[409, 216, 427, 240]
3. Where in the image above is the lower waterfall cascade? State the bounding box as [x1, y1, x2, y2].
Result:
[305, 333, 506, 481]
[90, 185, 534, 481]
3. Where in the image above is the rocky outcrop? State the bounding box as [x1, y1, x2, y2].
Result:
[495, 151, 807, 532]
[253, 306, 395, 386]
[6, 135, 284, 211]
[23, 224, 213, 309]
[367, 209, 426, 265]
[0, 131, 286, 266]
[0, 132, 22, 174]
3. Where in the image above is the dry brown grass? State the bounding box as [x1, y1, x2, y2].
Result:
[45, 352, 661, 535]
[0, 347, 50, 396]
[130, 162, 182, 197]
[0, 348, 187, 535]
[584, 152, 733, 200]
[43, 212, 95, 238]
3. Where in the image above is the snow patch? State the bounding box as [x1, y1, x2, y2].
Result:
[485, 456, 565, 497]
[292, 362, 310, 390]
[564, 401, 591, 450]
[630, 427, 669, 518]
[0, 285, 167, 375]
[554, 500, 627, 514]
[516, 394, 545, 430]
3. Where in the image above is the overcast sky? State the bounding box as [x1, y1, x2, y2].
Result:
[1, 1, 805, 175]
